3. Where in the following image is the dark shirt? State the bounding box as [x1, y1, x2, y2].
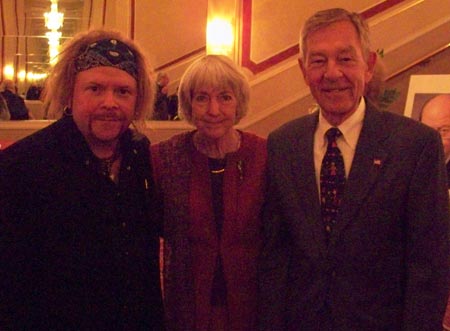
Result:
[0, 93, 9, 120]
[0, 116, 164, 330]
[447, 161, 450, 188]
[153, 85, 169, 120]
[208, 157, 227, 306]
[167, 94, 179, 120]
[26, 85, 42, 100]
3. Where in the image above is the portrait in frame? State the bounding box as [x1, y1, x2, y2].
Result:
[404, 74, 450, 120]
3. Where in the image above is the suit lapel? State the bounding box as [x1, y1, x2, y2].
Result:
[332, 105, 390, 241]
[446, 161, 450, 188]
[289, 114, 328, 256]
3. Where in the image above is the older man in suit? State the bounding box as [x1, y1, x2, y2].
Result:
[258, 8, 449, 331]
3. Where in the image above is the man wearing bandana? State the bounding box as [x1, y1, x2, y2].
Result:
[0, 30, 164, 330]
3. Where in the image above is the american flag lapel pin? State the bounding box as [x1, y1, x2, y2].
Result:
[373, 158, 382, 166]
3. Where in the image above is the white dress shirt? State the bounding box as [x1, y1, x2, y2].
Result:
[314, 98, 366, 193]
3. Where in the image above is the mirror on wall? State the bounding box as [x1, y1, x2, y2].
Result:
[1, 0, 208, 121]
[1, 0, 85, 97]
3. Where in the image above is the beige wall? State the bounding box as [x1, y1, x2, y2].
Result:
[1, 0, 449, 144]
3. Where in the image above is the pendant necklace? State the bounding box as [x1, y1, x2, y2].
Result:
[98, 147, 121, 180]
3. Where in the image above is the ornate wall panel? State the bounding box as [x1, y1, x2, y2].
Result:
[133, 0, 207, 70]
[241, 0, 406, 74]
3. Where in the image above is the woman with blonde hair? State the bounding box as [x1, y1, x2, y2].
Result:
[152, 54, 266, 331]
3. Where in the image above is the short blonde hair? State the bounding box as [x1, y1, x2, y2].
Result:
[178, 55, 250, 125]
[44, 29, 155, 126]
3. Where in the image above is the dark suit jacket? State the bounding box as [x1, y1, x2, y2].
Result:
[0, 116, 164, 331]
[446, 161, 450, 188]
[259, 103, 450, 331]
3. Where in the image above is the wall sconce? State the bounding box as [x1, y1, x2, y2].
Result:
[206, 0, 239, 59]
[18, 70, 27, 82]
[3, 65, 15, 80]
[207, 18, 234, 57]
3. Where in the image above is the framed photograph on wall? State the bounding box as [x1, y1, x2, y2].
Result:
[404, 74, 450, 120]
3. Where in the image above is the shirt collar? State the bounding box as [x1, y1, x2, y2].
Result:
[58, 115, 135, 164]
[317, 98, 366, 150]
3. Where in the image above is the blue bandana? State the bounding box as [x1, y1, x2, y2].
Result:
[75, 38, 138, 79]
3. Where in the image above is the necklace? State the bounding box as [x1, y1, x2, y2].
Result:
[193, 130, 241, 158]
[98, 148, 121, 180]
[209, 158, 226, 175]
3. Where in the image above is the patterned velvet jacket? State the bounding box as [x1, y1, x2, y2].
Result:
[151, 131, 267, 331]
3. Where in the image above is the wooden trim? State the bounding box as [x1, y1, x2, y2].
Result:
[102, 0, 107, 27]
[361, 0, 405, 19]
[155, 47, 206, 71]
[87, 0, 93, 28]
[130, 0, 135, 39]
[0, 0, 5, 82]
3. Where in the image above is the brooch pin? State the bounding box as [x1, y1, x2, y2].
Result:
[237, 160, 244, 181]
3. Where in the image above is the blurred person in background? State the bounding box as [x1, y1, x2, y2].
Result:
[152, 71, 170, 120]
[0, 92, 10, 120]
[0, 79, 30, 120]
[420, 94, 450, 188]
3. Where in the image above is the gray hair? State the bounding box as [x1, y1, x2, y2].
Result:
[178, 54, 250, 125]
[299, 8, 372, 61]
